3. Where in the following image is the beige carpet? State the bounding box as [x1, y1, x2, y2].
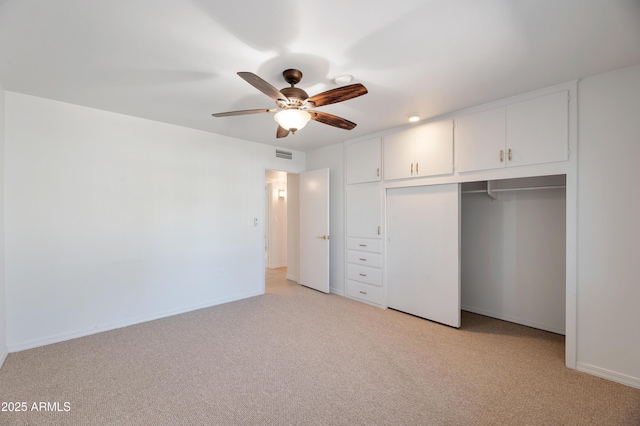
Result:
[1, 268, 639, 425]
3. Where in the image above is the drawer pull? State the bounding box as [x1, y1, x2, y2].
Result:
[359, 291, 367, 295]
[359, 273, 367, 277]
[359, 258, 367, 261]
[359, 244, 367, 247]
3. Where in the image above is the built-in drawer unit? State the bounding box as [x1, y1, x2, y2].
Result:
[346, 280, 383, 305]
[347, 237, 382, 253]
[346, 251, 382, 268]
[347, 263, 382, 286]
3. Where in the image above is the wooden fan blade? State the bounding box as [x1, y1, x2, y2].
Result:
[276, 125, 290, 138]
[309, 111, 357, 130]
[238, 72, 288, 101]
[212, 108, 277, 117]
[307, 83, 368, 107]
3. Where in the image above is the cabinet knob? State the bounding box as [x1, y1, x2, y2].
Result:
[508, 148, 512, 161]
[500, 150, 504, 162]
[359, 273, 367, 277]
[359, 244, 367, 247]
[411, 163, 414, 175]
[359, 291, 367, 295]
[376, 167, 380, 177]
[416, 162, 419, 174]
[377, 226, 381, 235]
[359, 258, 367, 261]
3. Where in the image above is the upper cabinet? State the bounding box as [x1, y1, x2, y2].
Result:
[455, 107, 506, 173]
[383, 119, 454, 181]
[506, 90, 569, 168]
[346, 137, 381, 184]
[456, 91, 569, 173]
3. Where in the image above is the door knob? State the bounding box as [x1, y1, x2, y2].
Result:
[317, 235, 330, 240]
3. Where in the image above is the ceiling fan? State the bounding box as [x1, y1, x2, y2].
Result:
[212, 69, 368, 138]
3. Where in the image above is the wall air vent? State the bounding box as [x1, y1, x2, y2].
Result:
[276, 149, 293, 160]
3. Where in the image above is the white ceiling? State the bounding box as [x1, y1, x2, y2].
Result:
[1, 0, 639, 152]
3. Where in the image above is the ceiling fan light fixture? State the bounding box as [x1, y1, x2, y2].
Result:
[274, 109, 311, 133]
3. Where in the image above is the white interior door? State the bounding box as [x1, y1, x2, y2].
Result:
[386, 183, 461, 327]
[299, 168, 330, 293]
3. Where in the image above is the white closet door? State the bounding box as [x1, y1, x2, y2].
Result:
[386, 183, 461, 327]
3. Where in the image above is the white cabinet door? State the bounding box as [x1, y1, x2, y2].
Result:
[385, 120, 454, 181]
[455, 107, 506, 173]
[506, 91, 568, 167]
[386, 184, 461, 328]
[346, 137, 381, 184]
[346, 185, 381, 239]
[383, 128, 414, 180]
[414, 119, 454, 177]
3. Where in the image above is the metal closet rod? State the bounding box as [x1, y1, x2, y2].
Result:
[462, 185, 566, 193]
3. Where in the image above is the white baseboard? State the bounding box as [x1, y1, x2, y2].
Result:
[462, 304, 565, 335]
[7, 290, 263, 353]
[577, 362, 640, 389]
[330, 287, 345, 297]
[286, 274, 298, 283]
[0, 348, 8, 370]
[267, 263, 287, 269]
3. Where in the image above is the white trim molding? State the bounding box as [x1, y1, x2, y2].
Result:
[577, 363, 640, 389]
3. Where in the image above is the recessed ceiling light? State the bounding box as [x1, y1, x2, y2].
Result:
[408, 113, 422, 122]
[333, 74, 353, 85]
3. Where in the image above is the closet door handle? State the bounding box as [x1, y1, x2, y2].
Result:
[508, 148, 512, 161]
[500, 150, 504, 162]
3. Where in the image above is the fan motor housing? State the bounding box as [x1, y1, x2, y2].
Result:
[280, 87, 309, 102]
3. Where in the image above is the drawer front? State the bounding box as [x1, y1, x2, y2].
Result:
[347, 263, 382, 286]
[347, 251, 382, 268]
[347, 280, 383, 305]
[347, 237, 382, 253]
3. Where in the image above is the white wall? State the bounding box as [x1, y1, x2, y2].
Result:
[265, 171, 287, 268]
[461, 181, 566, 334]
[0, 82, 6, 367]
[306, 143, 345, 295]
[576, 64, 640, 387]
[4, 92, 305, 351]
[286, 173, 300, 282]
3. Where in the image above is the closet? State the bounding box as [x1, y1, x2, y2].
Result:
[344, 81, 574, 337]
[461, 175, 566, 334]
